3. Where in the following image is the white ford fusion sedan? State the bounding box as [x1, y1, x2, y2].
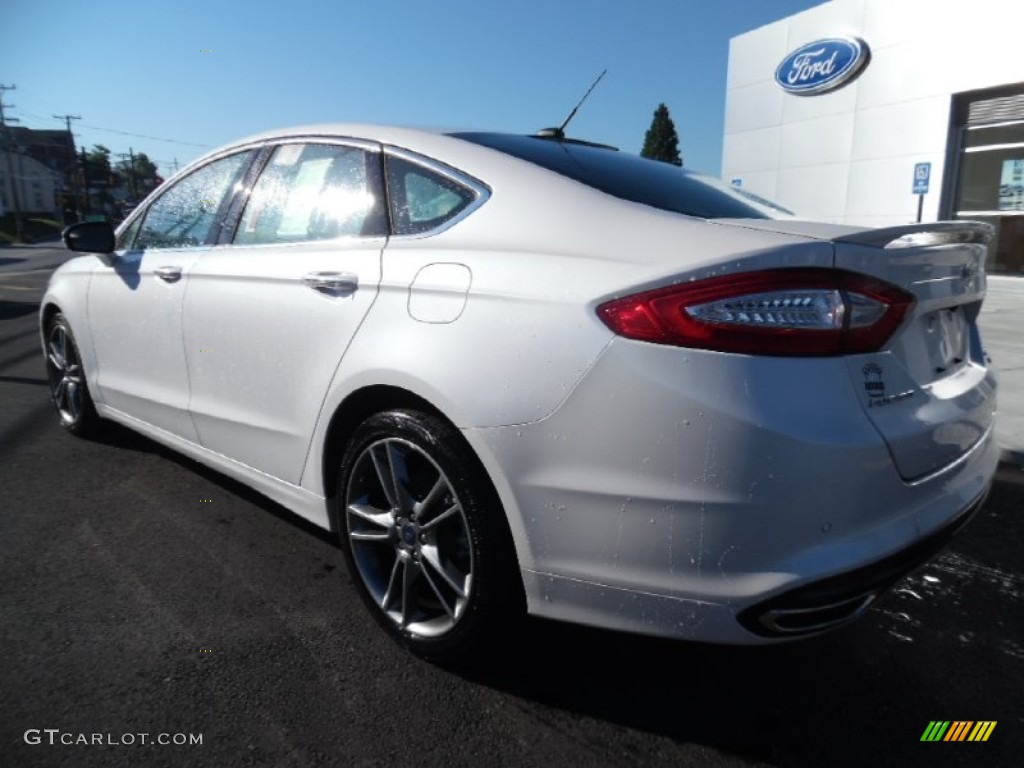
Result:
[43, 124, 998, 660]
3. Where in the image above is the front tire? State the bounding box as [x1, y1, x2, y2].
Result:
[45, 313, 101, 437]
[337, 409, 521, 663]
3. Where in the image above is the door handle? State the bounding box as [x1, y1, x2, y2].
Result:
[303, 271, 359, 294]
[155, 266, 182, 283]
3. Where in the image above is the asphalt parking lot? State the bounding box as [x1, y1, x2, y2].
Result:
[1, 244, 1021, 767]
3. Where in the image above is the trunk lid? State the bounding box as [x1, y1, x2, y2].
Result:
[716, 219, 997, 481]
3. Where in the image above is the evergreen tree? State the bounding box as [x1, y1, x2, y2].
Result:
[641, 103, 683, 166]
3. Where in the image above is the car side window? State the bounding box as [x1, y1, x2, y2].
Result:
[386, 155, 477, 235]
[234, 143, 386, 245]
[135, 151, 253, 250]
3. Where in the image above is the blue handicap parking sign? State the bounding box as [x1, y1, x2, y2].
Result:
[913, 162, 931, 194]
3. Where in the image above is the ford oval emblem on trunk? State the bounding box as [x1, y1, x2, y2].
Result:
[775, 37, 870, 96]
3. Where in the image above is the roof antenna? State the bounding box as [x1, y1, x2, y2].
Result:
[538, 69, 608, 140]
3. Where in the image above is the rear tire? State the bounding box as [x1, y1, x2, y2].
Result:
[45, 313, 101, 437]
[336, 409, 522, 664]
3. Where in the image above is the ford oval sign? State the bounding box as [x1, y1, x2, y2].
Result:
[775, 37, 870, 96]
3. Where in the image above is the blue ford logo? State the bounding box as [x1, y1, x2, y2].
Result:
[775, 37, 870, 96]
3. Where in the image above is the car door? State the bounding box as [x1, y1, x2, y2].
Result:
[181, 140, 387, 483]
[88, 150, 256, 440]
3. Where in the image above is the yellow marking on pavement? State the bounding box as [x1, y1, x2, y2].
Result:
[0, 284, 36, 291]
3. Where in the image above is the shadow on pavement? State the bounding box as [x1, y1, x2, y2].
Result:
[0, 375, 47, 386]
[0, 301, 39, 321]
[87, 419, 338, 547]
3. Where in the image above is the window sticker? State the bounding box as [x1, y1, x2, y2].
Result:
[999, 158, 1024, 211]
[276, 157, 332, 236]
[272, 143, 304, 167]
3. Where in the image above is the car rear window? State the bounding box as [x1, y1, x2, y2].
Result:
[451, 132, 792, 220]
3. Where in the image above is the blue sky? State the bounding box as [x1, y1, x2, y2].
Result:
[2, 0, 823, 178]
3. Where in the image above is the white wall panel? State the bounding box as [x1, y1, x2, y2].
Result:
[780, 79, 859, 123]
[854, 42, 949, 109]
[723, 81, 785, 135]
[776, 164, 850, 221]
[850, 97, 949, 161]
[861, 0, 947, 50]
[726, 23, 789, 90]
[779, 113, 856, 168]
[722, 125, 782, 174]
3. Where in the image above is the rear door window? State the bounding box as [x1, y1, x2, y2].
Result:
[234, 143, 386, 245]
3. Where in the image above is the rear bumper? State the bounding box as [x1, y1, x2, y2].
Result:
[736, 483, 990, 637]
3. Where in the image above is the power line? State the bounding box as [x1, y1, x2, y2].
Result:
[18, 109, 211, 148]
[77, 121, 211, 148]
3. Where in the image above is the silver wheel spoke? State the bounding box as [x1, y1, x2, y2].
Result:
[54, 378, 67, 407]
[421, 502, 461, 532]
[370, 443, 401, 511]
[418, 557, 455, 618]
[348, 502, 393, 530]
[400, 557, 418, 628]
[415, 475, 446, 519]
[380, 555, 403, 612]
[350, 531, 390, 542]
[48, 350, 64, 372]
[66, 381, 80, 419]
[422, 548, 468, 599]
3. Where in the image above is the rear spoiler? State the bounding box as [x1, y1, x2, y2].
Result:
[835, 221, 994, 249]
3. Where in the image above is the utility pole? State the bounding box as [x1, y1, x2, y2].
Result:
[53, 113, 81, 222]
[80, 147, 92, 216]
[118, 148, 139, 200]
[129, 147, 137, 199]
[0, 83, 25, 240]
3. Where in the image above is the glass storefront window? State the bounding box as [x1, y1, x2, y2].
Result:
[952, 104, 1024, 274]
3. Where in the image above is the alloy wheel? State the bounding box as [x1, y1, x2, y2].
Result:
[345, 437, 474, 638]
[46, 322, 84, 426]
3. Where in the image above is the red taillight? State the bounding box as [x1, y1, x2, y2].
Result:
[597, 268, 914, 356]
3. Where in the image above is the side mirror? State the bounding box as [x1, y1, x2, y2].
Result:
[62, 221, 115, 254]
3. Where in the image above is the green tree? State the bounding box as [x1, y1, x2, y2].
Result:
[83, 145, 112, 184]
[641, 103, 683, 166]
[114, 152, 159, 198]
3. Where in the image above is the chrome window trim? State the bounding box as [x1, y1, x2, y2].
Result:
[268, 135, 381, 153]
[383, 146, 491, 239]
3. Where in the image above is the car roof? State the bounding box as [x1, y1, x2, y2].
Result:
[214, 123, 500, 162]
[173, 123, 518, 187]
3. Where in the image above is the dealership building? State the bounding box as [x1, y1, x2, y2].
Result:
[723, 0, 1024, 274]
